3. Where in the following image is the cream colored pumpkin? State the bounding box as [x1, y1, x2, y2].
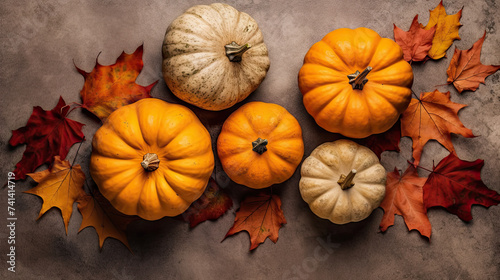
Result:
[162, 3, 270, 111]
[299, 140, 386, 224]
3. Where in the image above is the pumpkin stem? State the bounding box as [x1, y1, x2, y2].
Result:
[225, 41, 251, 62]
[348, 67, 372, 90]
[338, 169, 357, 190]
[252, 138, 268, 155]
[141, 153, 160, 172]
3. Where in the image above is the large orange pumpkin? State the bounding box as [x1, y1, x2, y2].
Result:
[90, 98, 214, 220]
[298, 27, 413, 138]
[217, 102, 304, 189]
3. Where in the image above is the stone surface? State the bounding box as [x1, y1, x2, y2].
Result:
[1, 0, 499, 279]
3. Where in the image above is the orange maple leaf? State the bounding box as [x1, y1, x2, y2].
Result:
[77, 192, 137, 251]
[380, 165, 431, 239]
[76, 45, 158, 120]
[421, 0, 462, 60]
[394, 15, 436, 63]
[446, 31, 500, 93]
[401, 90, 474, 165]
[25, 156, 86, 234]
[223, 193, 286, 250]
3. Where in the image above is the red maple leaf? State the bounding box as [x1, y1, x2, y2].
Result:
[9, 97, 85, 179]
[394, 15, 436, 63]
[380, 165, 431, 239]
[180, 178, 233, 228]
[423, 153, 500, 221]
[223, 192, 286, 250]
[76, 45, 157, 120]
[446, 31, 500, 93]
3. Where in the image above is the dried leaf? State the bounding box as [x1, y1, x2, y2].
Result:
[180, 178, 233, 228]
[25, 156, 86, 233]
[423, 153, 500, 221]
[77, 191, 137, 251]
[394, 15, 436, 62]
[356, 119, 402, 159]
[422, 0, 462, 60]
[447, 31, 500, 93]
[9, 97, 85, 179]
[401, 90, 474, 165]
[380, 165, 431, 239]
[76, 45, 158, 120]
[223, 193, 286, 250]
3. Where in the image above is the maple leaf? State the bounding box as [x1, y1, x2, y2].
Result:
[423, 153, 500, 221]
[446, 31, 500, 93]
[380, 165, 431, 239]
[421, 0, 462, 60]
[356, 119, 402, 159]
[401, 90, 474, 165]
[394, 15, 436, 63]
[76, 45, 158, 121]
[25, 156, 86, 233]
[223, 192, 286, 250]
[77, 190, 138, 251]
[180, 178, 233, 228]
[9, 96, 85, 180]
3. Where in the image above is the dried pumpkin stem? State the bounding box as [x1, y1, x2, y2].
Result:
[225, 41, 251, 62]
[348, 66, 372, 90]
[338, 169, 357, 190]
[141, 153, 160, 172]
[252, 138, 268, 155]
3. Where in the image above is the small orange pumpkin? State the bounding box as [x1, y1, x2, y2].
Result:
[90, 98, 214, 220]
[217, 102, 304, 189]
[298, 27, 413, 138]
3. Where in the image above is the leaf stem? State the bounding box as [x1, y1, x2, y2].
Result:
[71, 141, 85, 167]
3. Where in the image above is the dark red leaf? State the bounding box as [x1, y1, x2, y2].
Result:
[9, 96, 85, 179]
[423, 153, 500, 221]
[180, 178, 233, 228]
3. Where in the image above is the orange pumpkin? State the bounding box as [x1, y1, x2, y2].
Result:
[217, 102, 304, 189]
[90, 98, 214, 220]
[298, 27, 413, 138]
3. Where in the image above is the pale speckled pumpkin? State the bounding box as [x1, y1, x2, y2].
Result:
[299, 140, 386, 224]
[162, 3, 270, 111]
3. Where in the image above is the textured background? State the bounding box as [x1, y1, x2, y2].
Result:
[1, 0, 499, 279]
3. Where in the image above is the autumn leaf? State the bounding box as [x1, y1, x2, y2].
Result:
[77, 191, 138, 251]
[356, 119, 402, 159]
[446, 31, 500, 93]
[421, 0, 462, 60]
[423, 153, 500, 221]
[223, 192, 286, 250]
[9, 96, 85, 180]
[394, 15, 436, 63]
[25, 156, 86, 233]
[76, 45, 158, 120]
[380, 165, 431, 239]
[401, 90, 474, 165]
[180, 178, 233, 228]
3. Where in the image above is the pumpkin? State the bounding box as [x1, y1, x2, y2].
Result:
[299, 139, 386, 224]
[298, 27, 413, 138]
[89, 98, 214, 220]
[162, 3, 270, 111]
[217, 102, 304, 189]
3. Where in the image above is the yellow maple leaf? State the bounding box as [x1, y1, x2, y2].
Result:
[422, 0, 462, 60]
[77, 193, 135, 251]
[25, 156, 86, 234]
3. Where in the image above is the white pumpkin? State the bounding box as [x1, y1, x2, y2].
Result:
[162, 3, 270, 111]
[299, 139, 386, 224]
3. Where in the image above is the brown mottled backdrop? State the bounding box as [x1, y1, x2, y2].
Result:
[1, 0, 499, 279]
